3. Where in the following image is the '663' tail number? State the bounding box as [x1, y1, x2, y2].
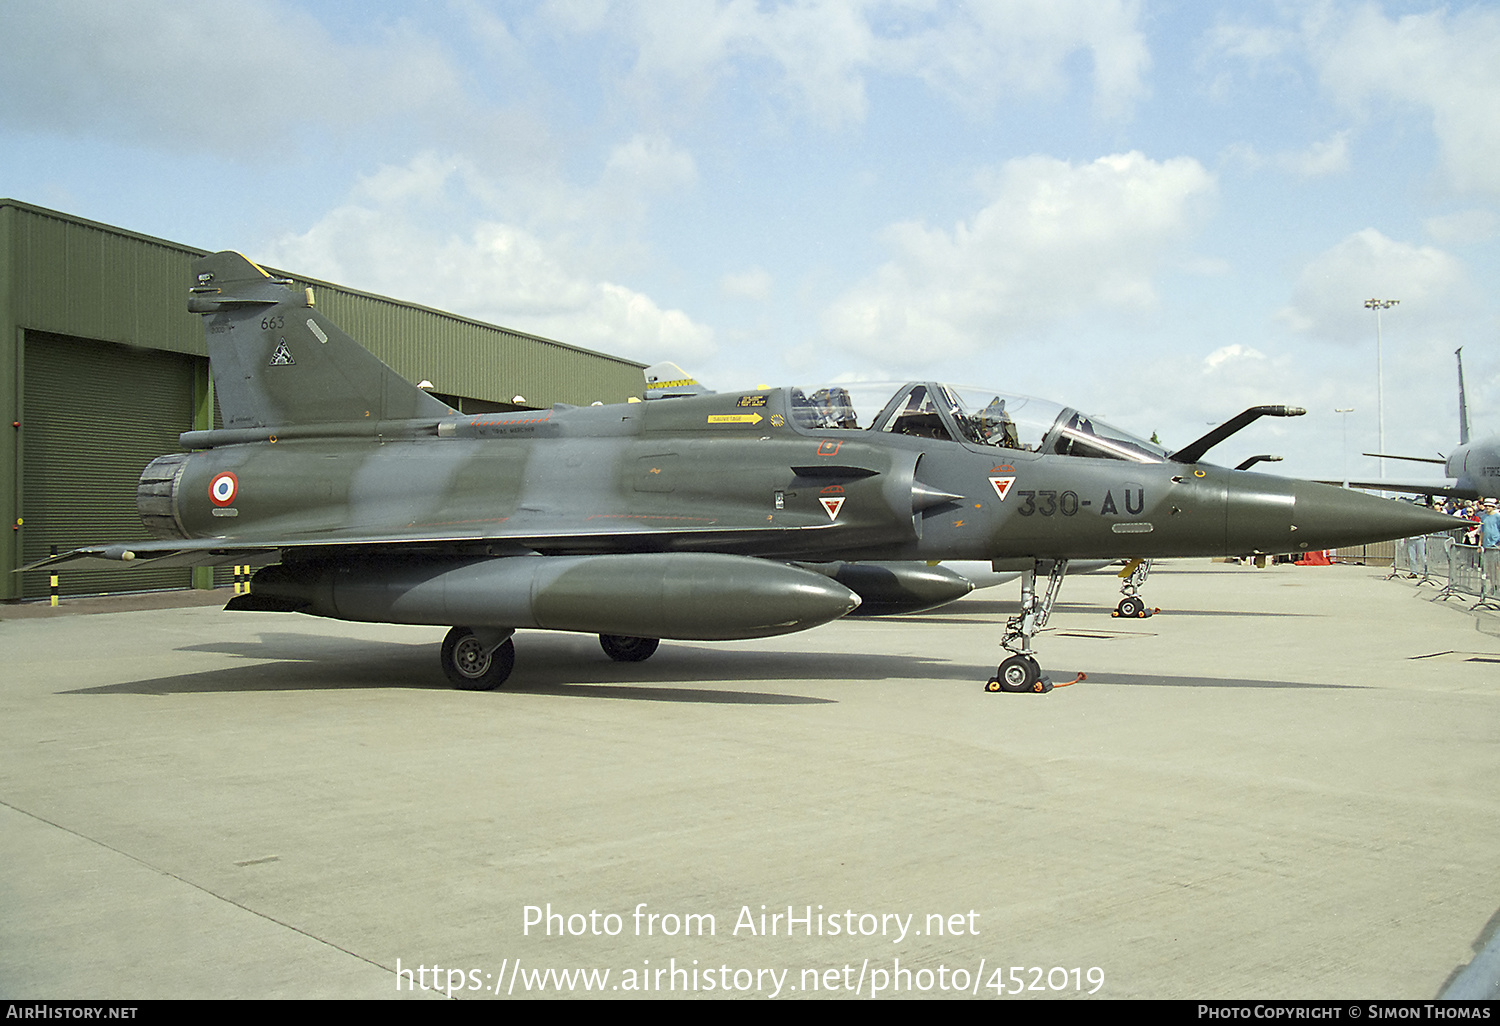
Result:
[1013, 490, 1080, 517]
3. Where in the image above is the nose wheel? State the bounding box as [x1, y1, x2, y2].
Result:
[986, 653, 1052, 693]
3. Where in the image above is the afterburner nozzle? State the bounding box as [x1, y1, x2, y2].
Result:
[1226, 476, 1460, 554]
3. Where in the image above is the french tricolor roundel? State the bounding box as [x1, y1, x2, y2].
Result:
[209, 471, 239, 507]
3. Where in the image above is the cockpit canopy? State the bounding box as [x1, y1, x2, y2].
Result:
[789, 382, 1167, 464]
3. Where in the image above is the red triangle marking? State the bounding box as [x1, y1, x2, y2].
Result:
[820, 497, 846, 521]
[989, 476, 1016, 500]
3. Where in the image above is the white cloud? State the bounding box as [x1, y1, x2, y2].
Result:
[1203, 21, 1300, 65]
[263, 154, 715, 366]
[543, 0, 1150, 125]
[720, 267, 774, 301]
[819, 152, 1215, 367]
[1423, 210, 1499, 247]
[1278, 228, 1468, 345]
[603, 134, 699, 189]
[593, 134, 701, 228]
[1134, 344, 1295, 453]
[1291, 3, 1500, 199]
[1207, 4, 1500, 197]
[0, 0, 467, 156]
[549, 0, 880, 125]
[1277, 131, 1349, 177]
[451, 0, 528, 65]
[891, 0, 1150, 119]
[1223, 132, 1349, 179]
[1204, 344, 1268, 371]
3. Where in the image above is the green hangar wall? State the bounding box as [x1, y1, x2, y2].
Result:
[0, 200, 649, 602]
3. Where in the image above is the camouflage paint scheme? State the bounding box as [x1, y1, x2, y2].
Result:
[34, 252, 1458, 693]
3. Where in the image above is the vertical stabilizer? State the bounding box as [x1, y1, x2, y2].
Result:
[1456, 347, 1471, 445]
[188, 251, 454, 429]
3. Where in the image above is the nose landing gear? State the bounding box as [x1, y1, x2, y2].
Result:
[985, 559, 1085, 694]
[1112, 558, 1157, 618]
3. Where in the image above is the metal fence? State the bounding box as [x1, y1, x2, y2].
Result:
[1333, 539, 1395, 566]
[1384, 533, 1500, 610]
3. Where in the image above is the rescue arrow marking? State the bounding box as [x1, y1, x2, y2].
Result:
[819, 497, 845, 521]
[707, 413, 763, 425]
[989, 476, 1016, 500]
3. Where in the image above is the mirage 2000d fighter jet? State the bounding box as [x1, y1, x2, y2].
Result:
[30, 252, 1458, 694]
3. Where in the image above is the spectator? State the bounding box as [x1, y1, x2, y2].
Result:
[1460, 501, 1482, 545]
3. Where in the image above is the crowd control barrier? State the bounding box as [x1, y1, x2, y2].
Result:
[1384, 532, 1500, 611]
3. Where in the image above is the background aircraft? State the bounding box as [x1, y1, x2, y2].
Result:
[1349, 349, 1497, 500]
[31, 253, 1457, 694]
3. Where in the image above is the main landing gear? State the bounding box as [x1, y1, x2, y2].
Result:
[441, 627, 516, 690]
[599, 634, 660, 662]
[440, 628, 663, 690]
[1112, 558, 1157, 619]
[985, 559, 1085, 695]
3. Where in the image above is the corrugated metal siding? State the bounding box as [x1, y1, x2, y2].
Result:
[10, 207, 204, 357]
[309, 288, 646, 408]
[4, 201, 647, 409]
[20, 332, 196, 596]
[3, 200, 650, 598]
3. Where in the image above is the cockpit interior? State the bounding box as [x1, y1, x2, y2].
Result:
[789, 382, 1167, 464]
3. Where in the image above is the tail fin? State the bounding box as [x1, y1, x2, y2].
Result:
[1456, 347, 1471, 446]
[189, 251, 453, 429]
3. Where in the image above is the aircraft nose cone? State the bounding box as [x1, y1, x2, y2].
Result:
[1227, 475, 1459, 553]
[1288, 480, 1459, 550]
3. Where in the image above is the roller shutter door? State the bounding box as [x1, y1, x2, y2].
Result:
[20, 332, 197, 597]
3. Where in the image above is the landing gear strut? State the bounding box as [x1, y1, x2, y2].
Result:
[986, 559, 1083, 694]
[1112, 558, 1157, 618]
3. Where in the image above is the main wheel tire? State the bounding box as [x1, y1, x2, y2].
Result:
[995, 654, 1042, 693]
[441, 627, 515, 690]
[1117, 595, 1145, 618]
[599, 634, 660, 662]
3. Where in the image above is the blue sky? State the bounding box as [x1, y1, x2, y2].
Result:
[3, 0, 1497, 481]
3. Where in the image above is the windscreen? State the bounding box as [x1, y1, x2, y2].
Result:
[788, 382, 1166, 462]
